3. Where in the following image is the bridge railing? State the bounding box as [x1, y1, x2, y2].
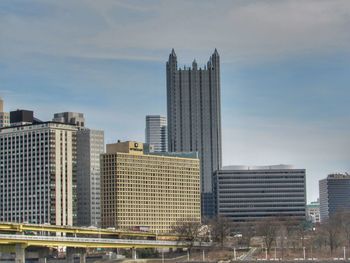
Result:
[0, 234, 211, 247]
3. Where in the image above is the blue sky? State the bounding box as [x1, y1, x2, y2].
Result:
[1, 0, 350, 202]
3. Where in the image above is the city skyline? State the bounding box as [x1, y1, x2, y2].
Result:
[1, 1, 350, 202]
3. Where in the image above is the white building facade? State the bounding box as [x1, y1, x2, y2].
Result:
[145, 115, 167, 152]
[306, 200, 320, 223]
[0, 122, 77, 225]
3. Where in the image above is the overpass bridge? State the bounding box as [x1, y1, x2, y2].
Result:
[0, 234, 197, 249]
[0, 223, 211, 263]
[0, 222, 158, 238]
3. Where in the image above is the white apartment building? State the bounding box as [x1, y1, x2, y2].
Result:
[0, 122, 77, 225]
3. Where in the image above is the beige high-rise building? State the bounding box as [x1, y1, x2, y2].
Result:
[101, 141, 201, 233]
[0, 97, 10, 128]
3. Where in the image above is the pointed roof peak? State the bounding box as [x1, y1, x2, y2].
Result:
[171, 48, 176, 56]
[213, 48, 219, 55]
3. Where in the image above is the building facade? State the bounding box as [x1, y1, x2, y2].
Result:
[53, 112, 85, 127]
[145, 115, 167, 152]
[0, 98, 9, 128]
[0, 122, 77, 225]
[76, 129, 104, 227]
[166, 49, 222, 217]
[215, 165, 306, 223]
[306, 200, 320, 224]
[101, 141, 200, 233]
[319, 173, 350, 222]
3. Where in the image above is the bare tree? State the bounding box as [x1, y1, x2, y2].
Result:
[337, 210, 350, 248]
[173, 218, 203, 253]
[256, 218, 278, 254]
[321, 215, 341, 255]
[276, 222, 288, 259]
[239, 224, 255, 248]
[296, 220, 312, 248]
[209, 215, 233, 247]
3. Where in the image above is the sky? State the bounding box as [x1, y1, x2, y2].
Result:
[1, 0, 350, 202]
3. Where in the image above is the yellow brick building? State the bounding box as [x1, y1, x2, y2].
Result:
[101, 141, 201, 233]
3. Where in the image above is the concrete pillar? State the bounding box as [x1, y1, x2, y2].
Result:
[79, 249, 86, 263]
[15, 244, 25, 263]
[131, 248, 137, 260]
[66, 247, 75, 263]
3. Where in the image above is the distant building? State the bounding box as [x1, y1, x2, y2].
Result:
[215, 165, 306, 223]
[10, 109, 43, 126]
[76, 129, 104, 227]
[53, 112, 85, 127]
[306, 200, 320, 224]
[0, 98, 9, 128]
[101, 141, 200, 233]
[167, 49, 222, 217]
[319, 173, 350, 221]
[0, 122, 77, 225]
[52, 112, 104, 227]
[145, 115, 167, 152]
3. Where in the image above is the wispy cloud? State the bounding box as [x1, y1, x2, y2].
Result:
[1, 0, 350, 63]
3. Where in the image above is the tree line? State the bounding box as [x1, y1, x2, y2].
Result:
[173, 210, 350, 259]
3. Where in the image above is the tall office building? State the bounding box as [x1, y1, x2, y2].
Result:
[0, 121, 77, 225]
[145, 115, 167, 152]
[53, 112, 85, 127]
[101, 141, 200, 233]
[166, 49, 222, 217]
[52, 112, 104, 227]
[0, 98, 10, 128]
[76, 129, 104, 227]
[215, 165, 306, 223]
[319, 173, 350, 222]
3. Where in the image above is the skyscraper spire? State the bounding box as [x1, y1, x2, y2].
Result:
[192, 59, 197, 69]
[170, 48, 176, 57]
[213, 48, 219, 56]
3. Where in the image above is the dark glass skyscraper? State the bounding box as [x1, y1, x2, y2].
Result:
[166, 49, 222, 217]
[319, 173, 350, 222]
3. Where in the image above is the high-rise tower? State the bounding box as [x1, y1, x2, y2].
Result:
[166, 49, 222, 217]
[145, 115, 167, 152]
